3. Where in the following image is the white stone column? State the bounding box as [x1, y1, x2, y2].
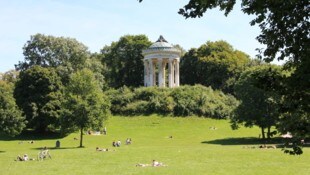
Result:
[175, 59, 180, 87]
[162, 60, 166, 87]
[153, 60, 156, 86]
[144, 60, 148, 86]
[158, 59, 163, 87]
[149, 60, 153, 86]
[168, 59, 175, 87]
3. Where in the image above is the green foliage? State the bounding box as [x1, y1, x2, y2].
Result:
[16, 33, 91, 84]
[106, 85, 239, 118]
[100, 35, 152, 88]
[14, 66, 63, 132]
[180, 41, 250, 93]
[171, 85, 238, 118]
[60, 69, 110, 147]
[17, 33, 90, 70]
[86, 54, 109, 90]
[0, 81, 26, 136]
[232, 65, 284, 139]
[0, 69, 19, 84]
[177, 0, 309, 66]
[105, 86, 135, 114]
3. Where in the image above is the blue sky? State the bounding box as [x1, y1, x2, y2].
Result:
[0, 0, 264, 73]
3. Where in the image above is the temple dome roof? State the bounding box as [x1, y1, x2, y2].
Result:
[149, 35, 173, 48]
[143, 35, 181, 56]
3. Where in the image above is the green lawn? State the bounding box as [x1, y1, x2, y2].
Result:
[0, 115, 309, 175]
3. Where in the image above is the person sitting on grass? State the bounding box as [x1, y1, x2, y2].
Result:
[116, 140, 121, 147]
[23, 154, 29, 161]
[16, 155, 25, 161]
[126, 138, 132, 145]
[38, 147, 51, 161]
[16, 154, 35, 161]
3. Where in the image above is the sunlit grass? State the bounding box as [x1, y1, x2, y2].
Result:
[0, 115, 309, 175]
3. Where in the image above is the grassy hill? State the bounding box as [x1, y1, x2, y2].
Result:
[0, 115, 309, 175]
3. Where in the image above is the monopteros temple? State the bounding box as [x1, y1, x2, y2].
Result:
[142, 35, 181, 87]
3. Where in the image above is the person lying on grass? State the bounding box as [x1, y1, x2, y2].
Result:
[136, 160, 166, 167]
[96, 147, 108, 152]
[96, 147, 115, 152]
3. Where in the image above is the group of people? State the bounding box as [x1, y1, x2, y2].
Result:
[18, 140, 35, 144]
[243, 145, 277, 149]
[87, 127, 107, 135]
[16, 146, 52, 161]
[112, 138, 132, 147]
[112, 140, 122, 147]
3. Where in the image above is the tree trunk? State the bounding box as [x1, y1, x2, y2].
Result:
[261, 127, 265, 139]
[267, 126, 271, 139]
[79, 127, 83, 147]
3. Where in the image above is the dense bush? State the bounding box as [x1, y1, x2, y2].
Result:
[105, 85, 239, 119]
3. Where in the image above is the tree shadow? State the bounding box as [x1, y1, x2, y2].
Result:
[202, 137, 287, 146]
[0, 130, 66, 141]
[30, 147, 80, 150]
[0, 151, 5, 153]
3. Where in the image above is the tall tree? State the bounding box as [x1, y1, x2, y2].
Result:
[16, 33, 91, 84]
[232, 65, 284, 139]
[60, 69, 110, 147]
[14, 66, 63, 132]
[0, 81, 26, 136]
[180, 40, 250, 93]
[101, 35, 152, 88]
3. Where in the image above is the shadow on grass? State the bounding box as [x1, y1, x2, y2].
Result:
[30, 147, 81, 150]
[0, 130, 65, 141]
[203, 137, 310, 150]
[202, 137, 288, 145]
[0, 151, 5, 153]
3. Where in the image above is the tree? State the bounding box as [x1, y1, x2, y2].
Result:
[0, 70, 19, 84]
[100, 35, 152, 88]
[86, 54, 109, 90]
[16, 33, 91, 84]
[60, 69, 110, 147]
[180, 40, 250, 93]
[232, 65, 284, 139]
[14, 66, 63, 132]
[0, 81, 26, 136]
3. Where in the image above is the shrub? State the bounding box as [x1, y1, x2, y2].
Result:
[105, 85, 239, 118]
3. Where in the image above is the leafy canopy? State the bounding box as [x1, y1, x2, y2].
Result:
[180, 40, 250, 93]
[100, 35, 152, 88]
[16, 33, 90, 71]
[61, 69, 110, 147]
[14, 66, 63, 132]
[0, 81, 26, 136]
[232, 65, 284, 139]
